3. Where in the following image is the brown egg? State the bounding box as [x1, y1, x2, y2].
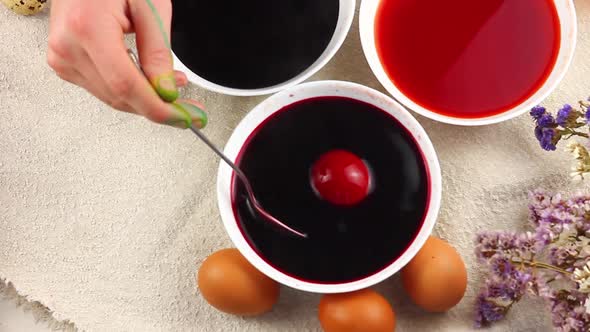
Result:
[319, 289, 396, 332]
[197, 248, 279, 316]
[401, 236, 467, 312]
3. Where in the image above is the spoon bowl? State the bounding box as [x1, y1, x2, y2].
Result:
[188, 125, 307, 238]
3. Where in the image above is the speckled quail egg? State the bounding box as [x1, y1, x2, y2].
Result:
[1, 0, 47, 15]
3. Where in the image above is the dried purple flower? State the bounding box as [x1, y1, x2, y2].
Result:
[475, 190, 590, 331]
[535, 224, 554, 248]
[531, 97, 590, 182]
[528, 190, 582, 242]
[475, 231, 519, 261]
[539, 113, 557, 128]
[549, 245, 578, 268]
[535, 126, 543, 141]
[514, 269, 534, 286]
[529, 190, 554, 225]
[556, 104, 574, 127]
[478, 273, 529, 306]
[475, 294, 507, 328]
[539, 128, 558, 151]
[516, 232, 539, 257]
[531, 106, 547, 120]
[544, 289, 590, 331]
[491, 256, 514, 278]
[486, 280, 516, 300]
[499, 232, 518, 250]
[574, 217, 590, 234]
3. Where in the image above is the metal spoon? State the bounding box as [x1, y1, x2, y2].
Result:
[188, 126, 307, 238]
[127, 49, 307, 239]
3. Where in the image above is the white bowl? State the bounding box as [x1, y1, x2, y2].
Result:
[172, 0, 356, 97]
[359, 0, 577, 126]
[216, 80, 442, 293]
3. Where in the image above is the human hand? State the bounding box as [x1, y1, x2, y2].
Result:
[47, 0, 207, 129]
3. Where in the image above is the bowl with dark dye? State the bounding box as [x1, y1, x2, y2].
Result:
[217, 80, 442, 293]
[171, 0, 355, 96]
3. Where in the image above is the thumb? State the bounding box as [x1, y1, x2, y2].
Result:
[130, 0, 178, 102]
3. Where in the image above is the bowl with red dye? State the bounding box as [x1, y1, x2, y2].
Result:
[217, 80, 441, 293]
[360, 0, 577, 126]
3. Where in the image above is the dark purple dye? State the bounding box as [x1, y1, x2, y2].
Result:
[171, 0, 339, 89]
[232, 97, 430, 283]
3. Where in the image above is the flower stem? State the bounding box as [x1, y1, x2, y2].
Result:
[562, 128, 589, 139]
[510, 258, 572, 275]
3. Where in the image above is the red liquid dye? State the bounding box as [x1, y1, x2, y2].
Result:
[375, 0, 561, 119]
[232, 97, 429, 283]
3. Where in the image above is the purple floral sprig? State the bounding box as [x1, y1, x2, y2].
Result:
[475, 190, 590, 331]
[531, 99, 590, 181]
[531, 100, 590, 151]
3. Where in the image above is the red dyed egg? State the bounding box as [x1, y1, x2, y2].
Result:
[310, 150, 371, 206]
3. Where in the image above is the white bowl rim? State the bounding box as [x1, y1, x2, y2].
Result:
[216, 80, 442, 293]
[172, 0, 356, 97]
[359, 0, 578, 126]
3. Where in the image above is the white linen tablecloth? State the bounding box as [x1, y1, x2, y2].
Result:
[1, 1, 589, 331]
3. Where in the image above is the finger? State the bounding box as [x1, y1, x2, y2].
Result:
[177, 98, 205, 110]
[47, 36, 118, 109]
[82, 26, 203, 129]
[48, 53, 131, 114]
[82, 78, 135, 114]
[48, 1, 135, 114]
[174, 71, 188, 87]
[47, 17, 88, 84]
[47, 49, 85, 84]
[173, 98, 208, 129]
[74, 54, 135, 114]
[129, 0, 178, 102]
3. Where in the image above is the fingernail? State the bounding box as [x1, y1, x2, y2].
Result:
[153, 74, 179, 102]
[174, 72, 188, 87]
[176, 101, 208, 129]
[166, 103, 192, 129]
[166, 102, 208, 129]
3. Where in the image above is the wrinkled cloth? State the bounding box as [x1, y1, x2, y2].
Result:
[1, 2, 589, 331]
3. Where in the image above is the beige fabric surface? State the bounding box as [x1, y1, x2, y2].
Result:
[1, 2, 590, 331]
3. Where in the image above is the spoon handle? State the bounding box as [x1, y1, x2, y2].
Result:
[189, 126, 247, 180]
[127, 48, 307, 238]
